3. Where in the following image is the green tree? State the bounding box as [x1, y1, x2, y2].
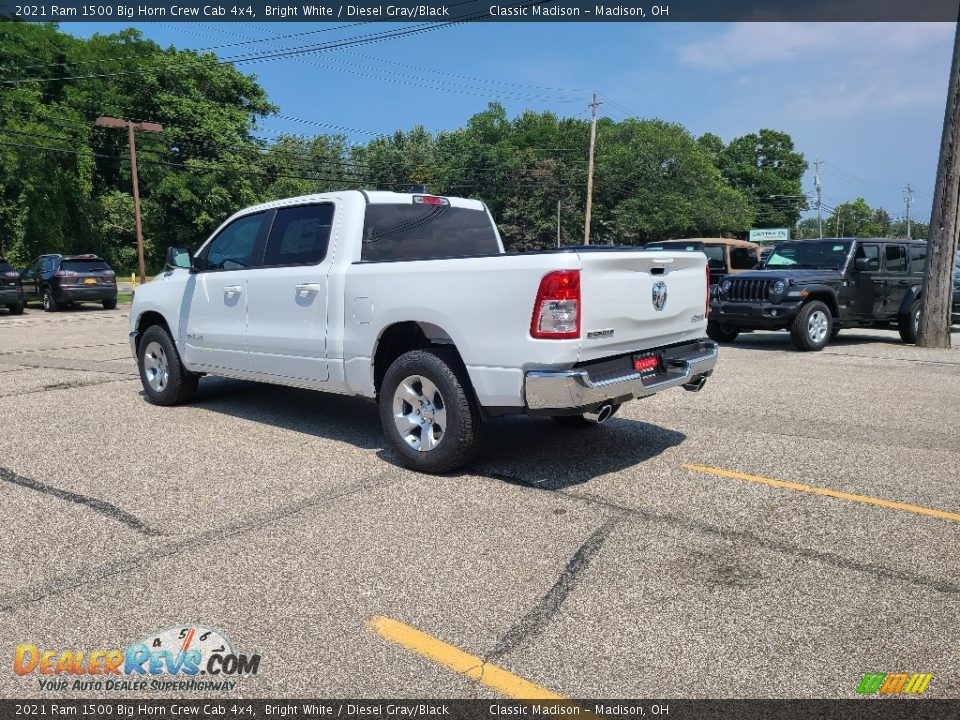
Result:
[718, 129, 808, 228]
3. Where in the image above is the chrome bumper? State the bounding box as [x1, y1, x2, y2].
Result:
[524, 339, 718, 411]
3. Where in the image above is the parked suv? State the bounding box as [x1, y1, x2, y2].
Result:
[645, 238, 762, 286]
[0, 257, 25, 314]
[709, 238, 930, 350]
[20, 254, 117, 311]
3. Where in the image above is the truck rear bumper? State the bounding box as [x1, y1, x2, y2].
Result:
[524, 338, 718, 411]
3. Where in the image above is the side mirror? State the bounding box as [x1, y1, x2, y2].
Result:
[854, 257, 872, 272]
[165, 246, 192, 271]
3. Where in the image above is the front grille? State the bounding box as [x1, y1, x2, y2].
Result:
[728, 278, 772, 302]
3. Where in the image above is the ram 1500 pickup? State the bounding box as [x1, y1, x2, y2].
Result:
[130, 191, 718, 472]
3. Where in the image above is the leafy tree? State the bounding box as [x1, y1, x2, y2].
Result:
[718, 129, 808, 228]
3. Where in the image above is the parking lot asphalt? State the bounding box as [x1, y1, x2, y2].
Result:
[0, 305, 958, 699]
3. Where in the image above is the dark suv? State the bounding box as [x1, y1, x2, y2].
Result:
[0, 257, 25, 314]
[21, 254, 118, 312]
[709, 238, 932, 351]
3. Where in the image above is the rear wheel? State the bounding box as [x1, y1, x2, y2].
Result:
[137, 325, 198, 406]
[790, 301, 833, 351]
[706, 320, 740, 343]
[898, 300, 922, 344]
[379, 349, 485, 474]
[41, 288, 58, 312]
[102, 297, 117, 310]
[7, 301, 24, 315]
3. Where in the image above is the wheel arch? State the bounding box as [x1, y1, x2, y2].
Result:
[372, 321, 470, 397]
[802, 287, 840, 317]
[134, 311, 173, 355]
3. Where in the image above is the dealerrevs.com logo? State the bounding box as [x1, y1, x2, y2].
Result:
[856, 672, 933, 696]
[13, 625, 261, 692]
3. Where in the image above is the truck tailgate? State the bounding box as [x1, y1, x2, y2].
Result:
[577, 250, 708, 361]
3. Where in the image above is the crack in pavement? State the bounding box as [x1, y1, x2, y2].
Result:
[476, 468, 960, 597]
[0, 376, 133, 398]
[0, 469, 398, 615]
[0, 466, 163, 538]
[485, 516, 621, 662]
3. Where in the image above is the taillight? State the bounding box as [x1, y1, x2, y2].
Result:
[531, 270, 580, 339]
[103, 270, 115, 278]
[3, 271, 17, 278]
[705, 265, 710, 318]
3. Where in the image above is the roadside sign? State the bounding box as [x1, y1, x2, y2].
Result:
[749, 228, 790, 243]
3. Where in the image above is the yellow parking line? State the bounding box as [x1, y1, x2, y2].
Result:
[368, 615, 564, 700]
[683, 464, 960, 523]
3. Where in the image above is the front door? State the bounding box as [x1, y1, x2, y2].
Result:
[20, 260, 39, 300]
[246, 202, 336, 382]
[182, 211, 270, 373]
[851, 243, 883, 318]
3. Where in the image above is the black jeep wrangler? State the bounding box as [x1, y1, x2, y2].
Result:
[709, 238, 929, 351]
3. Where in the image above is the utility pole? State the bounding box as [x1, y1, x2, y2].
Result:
[919, 14, 960, 349]
[903, 183, 915, 239]
[95, 116, 164, 285]
[557, 200, 561, 248]
[814, 158, 823, 238]
[583, 93, 601, 245]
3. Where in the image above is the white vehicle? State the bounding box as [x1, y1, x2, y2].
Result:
[130, 191, 717, 473]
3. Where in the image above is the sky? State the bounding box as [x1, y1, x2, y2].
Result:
[61, 20, 957, 224]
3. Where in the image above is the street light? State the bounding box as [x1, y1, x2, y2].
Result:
[95, 116, 164, 285]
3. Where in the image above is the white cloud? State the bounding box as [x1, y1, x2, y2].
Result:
[677, 22, 954, 71]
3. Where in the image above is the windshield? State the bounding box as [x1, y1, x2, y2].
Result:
[765, 241, 851, 270]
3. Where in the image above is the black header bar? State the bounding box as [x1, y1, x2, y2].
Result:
[0, 0, 957, 22]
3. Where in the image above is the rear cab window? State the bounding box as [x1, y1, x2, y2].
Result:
[361, 199, 500, 262]
[263, 204, 334, 267]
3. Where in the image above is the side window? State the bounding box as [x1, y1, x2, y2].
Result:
[263, 204, 334, 267]
[23, 261, 38, 276]
[729, 247, 756, 270]
[884, 244, 907, 273]
[703, 245, 726, 272]
[855, 244, 879, 271]
[40, 258, 54, 274]
[201, 213, 268, 271]
[908, 245, 927, 274]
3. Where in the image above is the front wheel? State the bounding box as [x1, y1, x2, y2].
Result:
[137, 325, 199, 406]
[379, 349, 485, 474]
[706, 320, 740, 343]
[790, 301, 833, 351]
[898, 300, 922, 344]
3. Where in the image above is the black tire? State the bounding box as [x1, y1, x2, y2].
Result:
[790, 300, 833, 351]
[137, 324, 199, 406]
[898, 300, 922, 344]
[7, 301, 24, 315]
[379, 349, 485, 474]
[41, 287, 58, 312]
[102, 298, 117, 310]
[552, 403, 621, 427]
[706, 320, 740, 343]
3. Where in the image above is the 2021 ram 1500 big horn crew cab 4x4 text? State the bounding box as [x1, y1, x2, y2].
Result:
[130, 191, 718, 473]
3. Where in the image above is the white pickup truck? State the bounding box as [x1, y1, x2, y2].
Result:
[130, 191, 717, 472]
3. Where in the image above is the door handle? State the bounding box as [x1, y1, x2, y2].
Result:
[223, 285, 242, 294]
[295, 283, 321, 295]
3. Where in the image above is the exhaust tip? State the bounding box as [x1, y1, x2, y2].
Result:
[683, 375, 707, 392]
[584, 402, 615, 424]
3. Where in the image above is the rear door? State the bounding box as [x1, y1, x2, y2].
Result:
[183, 211, 270, 372]
[246, 202, 336, 382]
[577, 250, 708, 360]
[59, 257, 114, 288]
[883, 243, 909, 316]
